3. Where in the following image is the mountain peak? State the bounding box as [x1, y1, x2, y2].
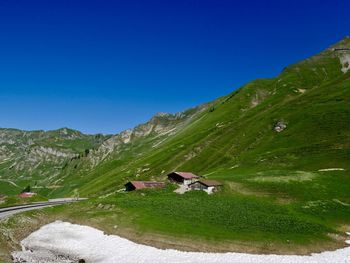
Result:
[154, 112, 170, 117]
[329, 36, 350, 50]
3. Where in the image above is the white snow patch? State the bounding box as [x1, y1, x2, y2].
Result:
[11, 221, 350, 263]
[339, 53, 350, 73]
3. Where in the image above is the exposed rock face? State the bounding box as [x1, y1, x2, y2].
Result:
[250, 89, 268, 108]
[0, 128, 105, 182]
[0, 104, 208, 191]
[85, 105, 207, 168]
[274, 121, 287, 133]
[120, 129, 133, 144]
[331, 36, 350, 73]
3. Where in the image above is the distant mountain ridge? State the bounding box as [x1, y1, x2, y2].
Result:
[1, 37, 350, 197]
[0, 105, 208, 196]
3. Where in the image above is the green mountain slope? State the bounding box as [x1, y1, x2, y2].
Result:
[0, 106, 209, 197]
[0, 127, 108, 195]
[1, 38, 349, 200]
[1, 37, 350, 254]
[68, 37, 350, 198]
[52, 37, 348, 252]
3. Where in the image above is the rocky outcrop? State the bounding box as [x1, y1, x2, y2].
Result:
[0, 104, 208, 189]
[274, 121, 287, 133]
[85, 105, 208, 168]
[331, 36, 350, 73]
[0, 128, 104, 180]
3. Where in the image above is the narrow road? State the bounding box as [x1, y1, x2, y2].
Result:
[0, 198, 85, 219]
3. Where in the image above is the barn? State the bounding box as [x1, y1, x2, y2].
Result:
[18, 192, 36, 198]
[124, 181, 166, 191]
[189, 180, 222, 194]
[167, 172, 199, 185]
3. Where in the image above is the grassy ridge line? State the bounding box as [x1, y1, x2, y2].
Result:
[0, 127, 109, 198]
[50, 39, 350, 249]
[0, 38, 350, 259]
[75, 42, 349, 196]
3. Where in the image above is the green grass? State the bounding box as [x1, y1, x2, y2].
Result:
[111, 189, 330, 243]
[43, 39, 350, 247]
[1, 38, 350, 251]
[0, 196, 47, 208]
[0, 181, 21, 196]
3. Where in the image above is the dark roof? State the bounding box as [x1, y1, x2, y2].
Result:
[126, 181, 166, 190]
[169, 172, 199, 179]
[194, 180, 222, 187]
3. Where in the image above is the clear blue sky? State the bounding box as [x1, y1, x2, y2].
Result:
[0, 0, 349, 134]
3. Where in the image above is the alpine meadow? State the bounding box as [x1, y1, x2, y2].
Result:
[1, 37, 350, 261]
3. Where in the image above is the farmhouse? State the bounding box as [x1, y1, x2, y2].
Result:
[189, 180, 222, 194]
[124, 181, 166, 191]
[19, 192, 36, 198]
[167, 172, 199, 185]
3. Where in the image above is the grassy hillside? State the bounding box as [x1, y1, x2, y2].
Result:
[1, 38, 350, 256]
[67, 37, 350, 196]
[39, 37, 349, 251]
[0, 127, 108, 196]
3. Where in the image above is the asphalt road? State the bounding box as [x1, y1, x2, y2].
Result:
[0, 198, 84, 219]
